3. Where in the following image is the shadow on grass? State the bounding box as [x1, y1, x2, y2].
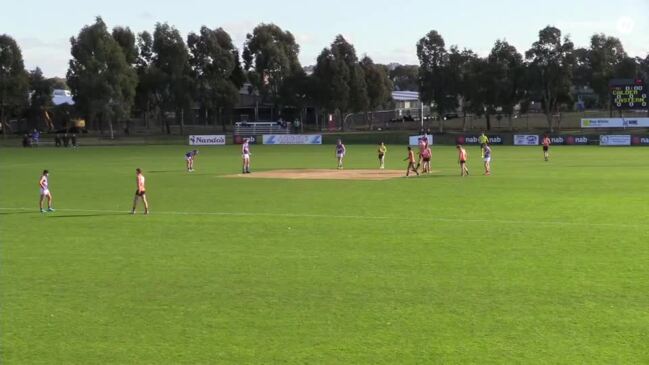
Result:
[147, 170, 178, 174]
[0, 211, 35, 215]
[43, 213, 127, 219]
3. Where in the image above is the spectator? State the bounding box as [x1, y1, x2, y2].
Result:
[31, 129, 40, 147]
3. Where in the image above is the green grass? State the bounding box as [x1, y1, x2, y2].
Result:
[2, 144, 649, 364]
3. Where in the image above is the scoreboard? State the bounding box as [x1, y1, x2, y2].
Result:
[610, 79, 647, 109]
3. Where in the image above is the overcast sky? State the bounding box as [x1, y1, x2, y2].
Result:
[2, 0, 648, 77]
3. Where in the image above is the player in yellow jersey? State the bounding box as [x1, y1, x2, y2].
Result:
[378, 142, 387, 169]
[478, 131, 488, 158]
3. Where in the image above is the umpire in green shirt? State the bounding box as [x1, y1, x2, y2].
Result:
[478, 132, 488, 158]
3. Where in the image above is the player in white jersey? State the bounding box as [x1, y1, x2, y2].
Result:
[39, 170, 54, 213]
[336, 139, 346, 169]
[242, 139, 251, 174]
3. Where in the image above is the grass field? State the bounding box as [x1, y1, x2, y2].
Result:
[2, 144, 649, 364]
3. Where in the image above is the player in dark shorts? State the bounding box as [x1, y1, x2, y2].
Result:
[457, 144, 469, 176]
[542, 135, 551, 161]
[131, 168, 149, 214]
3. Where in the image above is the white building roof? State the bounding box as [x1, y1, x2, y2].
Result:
[391, 90, 419, 101]
[52, 89, 74, 106]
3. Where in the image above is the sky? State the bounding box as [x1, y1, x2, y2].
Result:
[2, 0, 648, 77]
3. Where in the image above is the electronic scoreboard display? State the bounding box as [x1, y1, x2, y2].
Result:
[610, 79, 647, 109]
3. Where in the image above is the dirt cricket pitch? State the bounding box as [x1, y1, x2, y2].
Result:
[225, 169, 417, 180]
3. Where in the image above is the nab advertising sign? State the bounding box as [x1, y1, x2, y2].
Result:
[564, 135, 590, 145]
[631, 136, 649, 145]
[455, 135, 503, 145]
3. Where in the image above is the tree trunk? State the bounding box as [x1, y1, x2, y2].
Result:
[164, 110, 170, 134]
[545, 113, 553, 132]
[98, 113, 104, 135]
[179, 108, 185, 135]
[543, 90, 553, 133]
[160, 110, 165, 133]
[462, 111, 467, 132]
[0, 105, 5, 139]
[108, 116, 115, 140]
[220, 108, 226, 133]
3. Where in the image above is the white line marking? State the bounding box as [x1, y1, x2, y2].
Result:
[0, 207, 643, 229]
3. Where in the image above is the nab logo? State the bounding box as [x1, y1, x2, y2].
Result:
[574, 136, 588, 144]
[189, 136, 196, 144]
[550, 136, 564, 144]
[456, 136, 466, 144]
[632, 136, 649, 145]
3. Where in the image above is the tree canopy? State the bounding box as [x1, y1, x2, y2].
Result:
[0, 34, 29, 132]
[66, 17, 137, 134]
[242, 23, 302, 115]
